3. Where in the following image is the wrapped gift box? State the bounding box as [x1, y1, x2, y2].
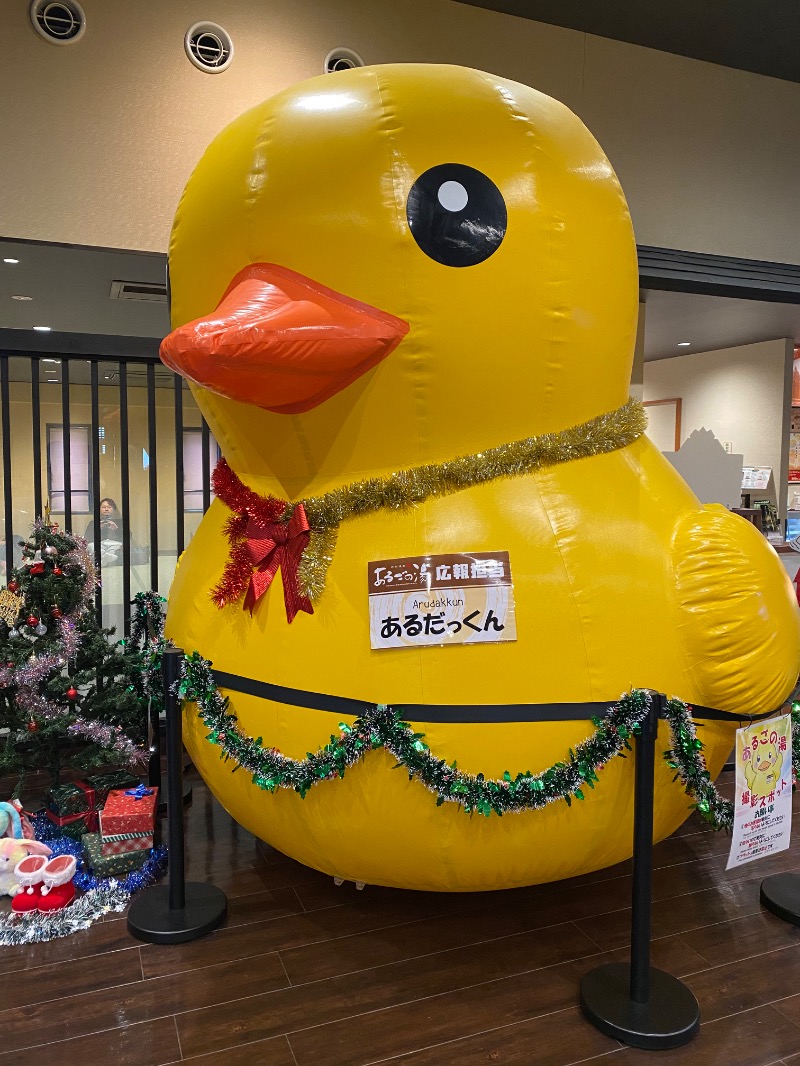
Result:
[45, 808, 98, 840]
[99, 786, 158, 839]
[82, 832, 149, 877]
[86, 770, 140, 807]
[100, 830, 154, 856]
[44, 780, 96, 817]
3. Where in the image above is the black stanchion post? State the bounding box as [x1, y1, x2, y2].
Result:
[629, 686, 656, 1006]
[164, 648, 185, 911]
[579, 692, 700, 1049]
[148, 629, 191, 816]
[148, 695, 162, 799]
[145, 613, 162, 798]
[127, 646, 227, 944]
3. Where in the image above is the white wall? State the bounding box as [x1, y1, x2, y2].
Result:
[643, 339, 794, 517]
[2, 0, 800, 261]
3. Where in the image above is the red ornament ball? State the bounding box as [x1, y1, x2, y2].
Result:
[30, 563, 45, 576]
[27, 615, 39, 628]
[53, 567, 62, 576]
[26, 720, 39, 733]
[7, 580, 18, 593]
[51, 606, 62, 619]
[66, 687, 78, 701]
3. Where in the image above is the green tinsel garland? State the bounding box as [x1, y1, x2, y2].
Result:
[182, 654, 800, 825]
[178, 652, 651, 816]
[131, 595, 799, 826]
[663, 696, 800, 831]
[129, 591, 166, 647]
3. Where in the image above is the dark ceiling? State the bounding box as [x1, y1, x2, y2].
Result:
[454, 1, 800, 84]
[2, 240, 799, 364]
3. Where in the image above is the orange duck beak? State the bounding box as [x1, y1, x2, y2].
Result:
[160, 264, 409, 414]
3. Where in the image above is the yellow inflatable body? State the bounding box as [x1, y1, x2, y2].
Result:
[163, 64, 800, 891]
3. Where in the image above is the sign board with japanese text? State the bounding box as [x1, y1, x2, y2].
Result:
[368, 551, 517, 650]
[726, 714, 793, 870]
[741, 467, 772, 491]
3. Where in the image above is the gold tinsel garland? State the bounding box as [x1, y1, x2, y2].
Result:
[214, 398, 647, 606]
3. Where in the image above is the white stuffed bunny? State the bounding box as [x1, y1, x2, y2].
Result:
[0, 838, 51, 896]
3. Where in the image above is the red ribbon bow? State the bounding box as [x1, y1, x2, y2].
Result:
[243, 504, 314, 623]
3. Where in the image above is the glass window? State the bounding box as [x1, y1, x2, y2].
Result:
[47, 423, 92, 513]
[183, 428, 219, 512]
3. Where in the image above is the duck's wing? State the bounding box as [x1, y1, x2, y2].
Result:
[671, 504, 800, 715]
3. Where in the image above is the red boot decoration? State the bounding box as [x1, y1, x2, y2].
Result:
[38, 854, 77, 912]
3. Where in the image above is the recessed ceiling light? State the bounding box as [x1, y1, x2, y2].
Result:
[678, 341, 691, 347]
[43, 358, 59, 364]
[33, 325, 51, 332]
[3, 258, 19, 264]
[11, 295, 32, 301]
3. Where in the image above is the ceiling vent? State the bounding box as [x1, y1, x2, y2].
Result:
[30, 0, 85, 44]
[109, 280, 168, 304]
[184, 21, 234, 73]
[324, 47, 364, 74]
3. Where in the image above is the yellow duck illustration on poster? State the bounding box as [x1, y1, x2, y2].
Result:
[743, 728, 782, 800]
[161, 64, 800, 892]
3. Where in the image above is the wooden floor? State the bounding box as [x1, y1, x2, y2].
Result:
[3, 769, 800, 1066]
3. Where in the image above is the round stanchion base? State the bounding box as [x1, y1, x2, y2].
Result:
[761, 873, 800, 926]
[580, 963, 700, 1050]
[127, 883, 227, 944]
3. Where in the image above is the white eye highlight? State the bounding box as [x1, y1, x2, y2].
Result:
[437, 180, 469, 212]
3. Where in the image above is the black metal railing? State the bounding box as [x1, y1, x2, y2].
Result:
[0, 350, 216, 638]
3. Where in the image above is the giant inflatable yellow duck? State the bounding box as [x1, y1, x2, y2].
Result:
[162, 64, 800, 891]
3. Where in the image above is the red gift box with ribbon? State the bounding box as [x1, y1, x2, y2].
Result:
[99, 786, 158, 839]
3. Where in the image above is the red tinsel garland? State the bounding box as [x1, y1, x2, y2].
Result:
[210, 460, 288, 609]
[212, 459, 286, 525]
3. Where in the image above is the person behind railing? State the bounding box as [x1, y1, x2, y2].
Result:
[84, 497, 150, 568]
[85, 497, 125, 566]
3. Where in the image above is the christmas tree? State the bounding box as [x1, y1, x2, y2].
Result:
[0, 520, 148, 795]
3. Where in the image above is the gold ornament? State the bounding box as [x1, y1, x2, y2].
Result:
[0, 589, 24, 627]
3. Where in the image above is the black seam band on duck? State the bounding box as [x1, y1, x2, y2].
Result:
[210, 670, 782, 724]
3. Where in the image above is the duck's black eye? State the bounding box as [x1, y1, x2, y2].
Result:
[406, 163, 507, 267]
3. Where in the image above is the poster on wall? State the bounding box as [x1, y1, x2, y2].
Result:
[791, 433, 800, 473]
[741, 467, 772, 491]
[368, 551, 517, 650]
[726, 715, 793, 870]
